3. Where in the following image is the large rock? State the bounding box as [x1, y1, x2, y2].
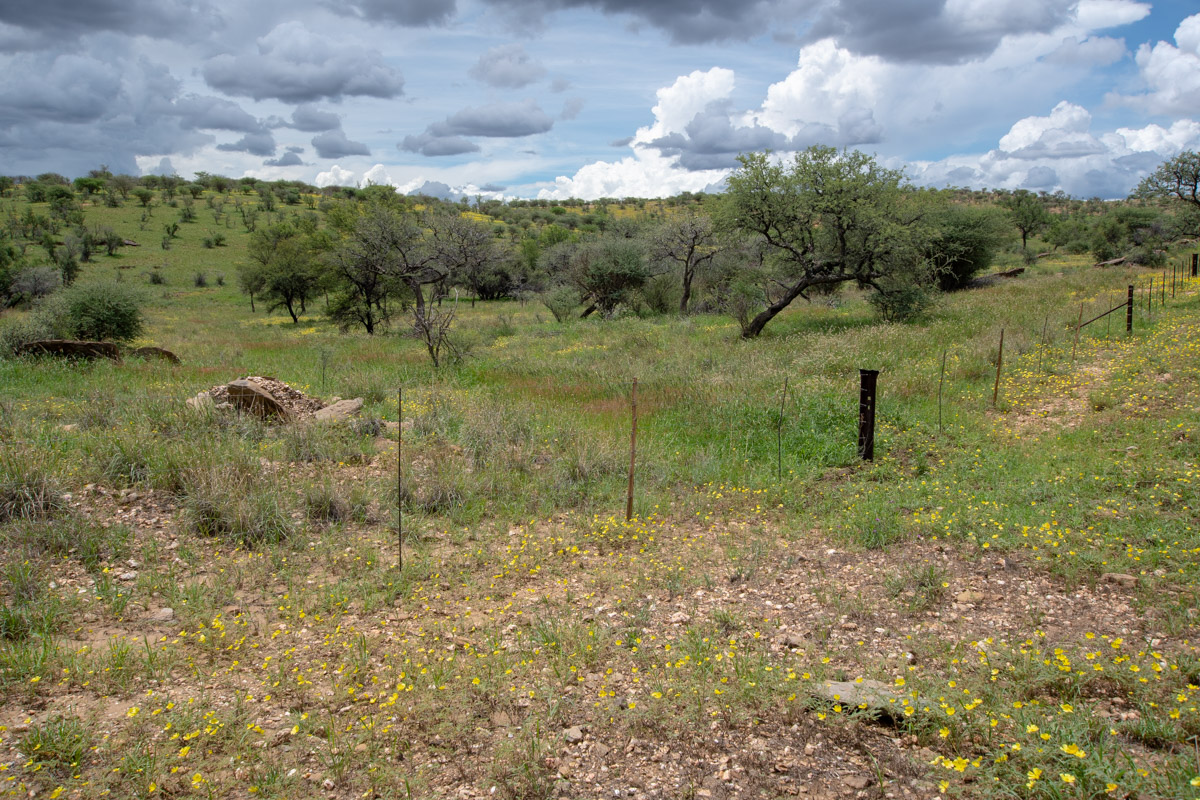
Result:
[17, 340, 122, 361]
[129, 346, 181, 365]
[226, 379, 292, 420]
[312, 398, 364, 423]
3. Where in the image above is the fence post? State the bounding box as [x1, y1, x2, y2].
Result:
[938, 350, 947, 434]
[776, 377, 788, 482]
[1126, 284, 1133, 333]
[1071, 303, 1083, 365]
[1192, 253, 1198, 277]
[403, 386, 408, 568]
[992, 328, 1004, 408]
[857, 369, 878, 462]
[626, 378, 638, 521]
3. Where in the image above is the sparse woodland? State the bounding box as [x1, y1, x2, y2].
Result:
[0, 154, 1199, 799]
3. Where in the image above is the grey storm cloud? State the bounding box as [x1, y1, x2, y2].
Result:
[0, 0, 220, 44]
[440, 100, 554, 137]
[480, 0, 807, 44]
[648, 103, 882, 170]
[402, 99, 553, 157]
[311, 129, 371, 158]
[264, 151, 306, 167]
[203, 22, 404, 103]
[451, 0, 1079, 56]
[170, 95, 264, 133]
[805, 0, 1077, 64]
[287, 105, 343, 132]
[469, 44, 547, 88]
[216, 131, 277, 156]
[0, 50, 212, 176]
[400, 132, 481, 157]
[331, 0, 457, 27]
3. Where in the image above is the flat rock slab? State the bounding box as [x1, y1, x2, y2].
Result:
[312, 398, 364, 422]
[226, 379, 292, 421]
[812, 679, 903, 720]
[17, 340, 122, 361]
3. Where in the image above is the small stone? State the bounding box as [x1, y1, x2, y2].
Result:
[354, 743, 368, 753]
[955, 590, 984, 604]
[119, 571, 138, 581]
[669, 612, 690, 625]
[149, 607, 175, 622]
[593, 743, 610, 758]
[843, 775, 872, 790]
[563, 726, 585, 743]
[1102, 573, 1137, 589]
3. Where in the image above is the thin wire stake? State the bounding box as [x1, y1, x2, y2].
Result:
[1037, 316, 1048, 374]
[626, 378, 638, 522]
[1071, 303, 1083, 365]
[403, 386, 408, 568]
[937, 350, 947, 434]
[776, 377, 789, 482]
[992, 328, 1004, 408]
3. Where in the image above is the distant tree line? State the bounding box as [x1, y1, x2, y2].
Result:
[4, 149, 1200, 360]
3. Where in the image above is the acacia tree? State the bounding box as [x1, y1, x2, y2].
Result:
[722, 146, 933, 338]
[326, 201, 495, 364]
[647, 211, 719, 314]
[1135, 150, 1200, 209]
[998, 189, 1050, 251]
[243, 221, 324, 323]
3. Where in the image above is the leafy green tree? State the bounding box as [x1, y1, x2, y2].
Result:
[243, 222, 325, 323]
[928, 204, 1010, 290]
[569, 235, 650, 317]
[998, 189, 1050, 251]
[1134, 150, 1200, 211]
[721, 146, 933, 337]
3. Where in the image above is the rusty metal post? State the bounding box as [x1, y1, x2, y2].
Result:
[1192, 253, 1197, 277]
[857, 369, 878, 462]
[1148, 278, 1153, 314]
[1126, 284, 1133, 333]
[626, 378, 637, 521]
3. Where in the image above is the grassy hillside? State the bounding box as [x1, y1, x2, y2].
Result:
[0, 188, 1198, 799]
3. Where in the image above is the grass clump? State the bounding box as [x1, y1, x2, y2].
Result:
[21, 715, 92, 779]
[183, 463, 294, 546]
[0, 451, 64, 523]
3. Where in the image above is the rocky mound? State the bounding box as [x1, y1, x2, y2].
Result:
[187, 376, 362, 422]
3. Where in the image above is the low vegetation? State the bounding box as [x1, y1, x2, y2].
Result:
[0, 158, 1197, 798]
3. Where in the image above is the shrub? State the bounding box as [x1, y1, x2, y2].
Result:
[36, 282, 146, 342]
[540, 285, 578, 323]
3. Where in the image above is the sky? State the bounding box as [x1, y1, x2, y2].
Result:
[1, 0, 1199, 200]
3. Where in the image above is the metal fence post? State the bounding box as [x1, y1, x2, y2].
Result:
[858, 369, 879, 462]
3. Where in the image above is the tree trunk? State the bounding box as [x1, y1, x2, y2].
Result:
[679, 266, 693, 315]
[741, 280, 811, 338]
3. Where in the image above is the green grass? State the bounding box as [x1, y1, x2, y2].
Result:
[1, 189, 1199, 799]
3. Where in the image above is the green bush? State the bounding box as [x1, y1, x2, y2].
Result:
[36, 282, 145, 342]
